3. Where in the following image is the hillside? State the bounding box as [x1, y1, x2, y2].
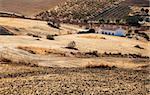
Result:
[0, 17, 149, 94]
[36, 0, 149, 22]
[0, 17, 149, 67]
[0, 0, 149, 94]
[36, 0, 122, 20]
[0, 0, 67, 16]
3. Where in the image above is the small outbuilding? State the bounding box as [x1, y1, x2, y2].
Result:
[78, 29, 95, 34]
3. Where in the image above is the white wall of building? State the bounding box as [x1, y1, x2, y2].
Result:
[97, 27, 126, 36]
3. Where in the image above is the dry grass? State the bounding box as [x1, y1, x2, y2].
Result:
[17, 46, 65, 55]
[0, 48, 37, 67]
[79, 35, 106, 40]
[0, 0, 67, 16]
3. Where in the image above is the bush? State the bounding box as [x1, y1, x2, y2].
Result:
[85, 63, 116, 69]
[0, 57, 11, 63]
[138, 32, 150, 41]
[27, 33, 41, 38]
[85, 51, 99, 57]
[134, 45, 144, 49]
[66, 41, 78, 50]
[46, 35, 55, 40]
[126, 16, 140, 26]
[134, 30, 139, 34]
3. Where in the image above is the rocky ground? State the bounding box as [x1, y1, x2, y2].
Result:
[0, 63, 149, 95]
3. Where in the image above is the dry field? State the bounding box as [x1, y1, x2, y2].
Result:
[0, 17, 82, 36]
[0, 17, 149, 94]
[0, 63, 149, 95]
[0, 0, 67, 16]
[0, 0, 149, 17]
[0, 17, 149, 68]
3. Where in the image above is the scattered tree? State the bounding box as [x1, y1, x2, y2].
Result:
[145, 9, 149, 14]
[116, 19, 120, 24]
[145, 18, 149, 22]
[99, 19, 105, 24]
[134, 30, 139, 34]
[106, 19, 110, 24]
[141, 8, 145, 12]
[126, 16, 140, 26]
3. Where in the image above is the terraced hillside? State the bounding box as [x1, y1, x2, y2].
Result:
[36, 0, 123, 21]
[92, 3, 131, 21]
[36, 0, 149, 22]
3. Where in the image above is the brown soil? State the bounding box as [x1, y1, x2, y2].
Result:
[0, 63, 149, 95]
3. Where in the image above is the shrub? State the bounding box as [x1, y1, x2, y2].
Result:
[0, 57, 11, 63]
[138, 32, 150, 41]
[27, 33, 41, 38]
[46, 35, 55, 40]
[66, 41, 78, 50]
[134, 45, 144, 49]
[85, 63, 116, 69]
[126, 16, 140, 26]
[134, 30, 139, 34]
[85, 51, 99, 57]
[128, 30, 132, 34]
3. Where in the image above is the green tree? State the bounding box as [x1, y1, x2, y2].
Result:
[141, 8, 145, 12]
[116, 19, 120, 25]
[145, 9, 149, 14]
[106, 19, 110, 24]
[126, 16, 140, 26]
[99, 19, 105, 24]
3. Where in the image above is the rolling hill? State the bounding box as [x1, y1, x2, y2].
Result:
[0, 0, 67, 16]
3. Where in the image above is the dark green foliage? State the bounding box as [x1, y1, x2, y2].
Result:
[138, 32, 150, 41]
[99, 19, 105, 24]
[134, 45, 144, 49]
[126, 16, 140, 26]
[46, 35, 55, 40]
[145, 18, 149, 22]
[106, 19, 110, 24]
[27, 33, 41, 38]
[141, 8, 145, 12]
[134, 30, 139, 34]
[116, 19, 120, 24]
[128, 30, 132, 34]
[145, 9, 149, 14]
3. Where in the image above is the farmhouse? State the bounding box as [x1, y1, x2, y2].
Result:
[97, 26, 126, 36]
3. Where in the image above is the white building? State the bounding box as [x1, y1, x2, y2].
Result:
[97, 27, 126, 37]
